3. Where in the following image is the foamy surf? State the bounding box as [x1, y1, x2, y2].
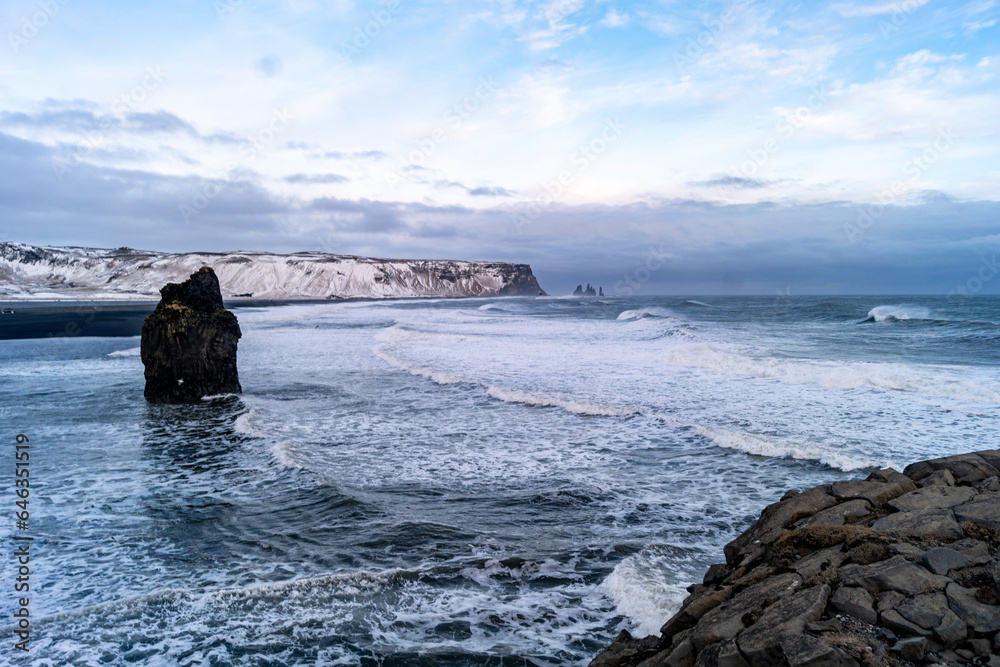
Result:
[692, 425, 886, 472]
[659, 343, 1000, 405]
[107, 347, 141, 357]
[616, 307, 676, 321]
[234, 409, 268, 438]
[865, 305, 933, 323]
[598, 546, 701, 636]
[485, 386, 639, 417]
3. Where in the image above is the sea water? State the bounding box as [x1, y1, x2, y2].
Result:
[1, 295, 998, 666]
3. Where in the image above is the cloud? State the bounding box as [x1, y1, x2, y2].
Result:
[833, 0, 930, 17]
[600, 9, 630, 28]
[434, 180, 515, 197]
[689, 176, 774, 189]
[0, 108, 240, 144]
[285, 173, 351, 184]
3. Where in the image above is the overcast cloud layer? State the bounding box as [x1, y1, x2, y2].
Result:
[0, 0, 998, 294]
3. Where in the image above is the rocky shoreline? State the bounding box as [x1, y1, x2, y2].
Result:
[592, 451, 1000, 667]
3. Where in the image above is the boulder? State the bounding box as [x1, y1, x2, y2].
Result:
[736, 584, 829, 666]
[839, 556, 951, 595]
[888, 485, 976, 512]
[946, 582, 1000, 632]
[922, 547, 967, 575]
[829, 586, 876, 625]
[954, 495, 1000, 530]
[870, 508, 965, 541]
[141, 267, 242, 403]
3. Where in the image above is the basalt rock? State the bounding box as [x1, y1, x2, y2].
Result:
[590, 451, 1000, 667]
[141, 267, 242, 403]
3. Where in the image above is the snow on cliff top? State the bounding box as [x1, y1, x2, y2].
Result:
[0, 243, 543, 300]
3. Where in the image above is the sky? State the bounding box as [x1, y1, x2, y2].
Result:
[0, 0, 998, 295]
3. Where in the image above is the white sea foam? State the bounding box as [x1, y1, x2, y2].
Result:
[691, 425, 886, 472]
[867, 305, 933, 322]
[107, 347, 141, 357]
[270, 440, 302, 468]
[616, 307, 676, 321]
[598, 547, 697, 636]
[234, 410, 267, 438]
[485, 386, 639, 417]
[659, 343, 1000, 405]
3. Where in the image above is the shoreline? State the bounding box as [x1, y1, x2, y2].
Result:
[0, 294, 542, 340]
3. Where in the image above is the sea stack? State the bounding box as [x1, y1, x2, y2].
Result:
[141, 267, 242, 403]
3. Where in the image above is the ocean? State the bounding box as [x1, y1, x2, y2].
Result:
[2, 295, 999, 666]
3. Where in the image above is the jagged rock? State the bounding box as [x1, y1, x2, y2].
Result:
[780, 634, 856, 667]
[141, 267, 242, 403]
[888, 485, 976, 512]
[895, 591, 951, 630]
[840, 556, 952, 595]
[830, 587, 877, 625]
[831, 480, 908, 506]
[891, 637, 928, 662]
[589, 630, 665, 667]
[954, 495, 1000, 530]
[791, 546, 845, 580]
[870, 508, 965, 541]
[905, 454, 1000, 485]
[922, 547, 967, 575]
[723, 486, 836, 566]
[591, 451, 1000, 667]
[889, 542, 926, 560]
[798, 500, 872, 528]
[946, 582, 1000, 632]
[736, 584, 829, 666]
[690, 573, 803, 649]
[918, 469, 956, 487]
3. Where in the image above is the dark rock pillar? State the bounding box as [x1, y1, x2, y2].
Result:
[141, 267, 242, 403]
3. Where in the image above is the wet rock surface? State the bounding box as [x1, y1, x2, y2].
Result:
[141, 267, 242, 403]
[591, 451, 1000, 667]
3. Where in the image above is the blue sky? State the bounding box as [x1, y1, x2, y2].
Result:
[0, 0, 998, 294]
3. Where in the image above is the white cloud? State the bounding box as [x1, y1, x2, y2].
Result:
[600, 9, 630, 28]
[833, 0, 930, 17]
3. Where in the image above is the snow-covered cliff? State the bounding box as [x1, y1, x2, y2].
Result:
[0, 243, 545, 300]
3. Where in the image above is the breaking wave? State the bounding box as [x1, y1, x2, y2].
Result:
[659, 343, 1000, 405]
[864, 305, 933, 323]
[616, 307, 676, 321]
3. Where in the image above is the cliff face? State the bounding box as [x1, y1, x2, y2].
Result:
[0, 242, 545, 300]
[141, 267, 241, 403]
[592, 451, 1000, 667]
